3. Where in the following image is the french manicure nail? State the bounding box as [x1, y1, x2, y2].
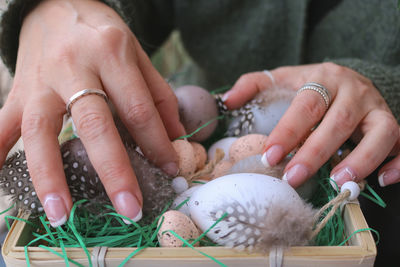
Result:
[222, 91, 231, 102]
[43, 194, 68, 227]
[262, 145, 284, 167]
[162, 162, 179, 176]
[282, 164, 309, 186]
[331, 167, 357, 188]
[378, 169, 400, 187]
[114, 191, 142, 224]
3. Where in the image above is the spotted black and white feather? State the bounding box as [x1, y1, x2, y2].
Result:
[226, 88, 295, 137]
[0, 152, 41, 214]
[0, 137, 175, 220]
[214, 94, 229, 115]
[205, 197, 315, 252]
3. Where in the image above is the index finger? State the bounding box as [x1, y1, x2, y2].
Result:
[223, 71, 276, 110]
[99, 57, 179, 176]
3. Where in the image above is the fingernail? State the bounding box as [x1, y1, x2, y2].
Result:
[162, 162, 179, 176]
[262, 145, 284, 167]
[282, 164, 309, 186]
[43, 194, 68, 227]
[331, 167, 357, 188]
[114, 191, 142, 224]
[222, 91, 231, 102]
[378, 169, 400, 187]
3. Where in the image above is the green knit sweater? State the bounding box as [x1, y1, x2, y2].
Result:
[1, 0, 399, 122]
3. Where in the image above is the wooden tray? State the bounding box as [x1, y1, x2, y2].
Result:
[2, 203, 376, 267]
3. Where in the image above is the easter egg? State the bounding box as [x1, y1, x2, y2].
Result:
[175, 85, 219, 142]
[171, 185, 203, 216]
[190, 142, 207, 170]
[188, 173, 315, 251]
[172, 140, 197, 177]
[229, 134, 268, 163]
[157, 210, 200, 247]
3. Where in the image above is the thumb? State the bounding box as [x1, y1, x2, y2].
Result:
[222, 71, 275, 110]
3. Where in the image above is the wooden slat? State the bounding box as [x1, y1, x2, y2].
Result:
[2, 203, 376, 267]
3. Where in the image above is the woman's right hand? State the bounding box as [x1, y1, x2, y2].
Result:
[0, 0, 185, 227]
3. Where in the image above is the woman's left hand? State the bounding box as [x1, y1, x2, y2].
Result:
[223, 62, 400, 188]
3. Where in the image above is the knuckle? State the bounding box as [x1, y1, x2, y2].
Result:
[125, 102, 155, 129]
[239, 73, 257, 83]
[380, 113, 399, 138]
[97, 26, 131, 57]
[76, 111, 109, 140]
[307, 144, 328, 162]
[297, 98, 325, 122]
[97, 160, 128, 184]
[29, 163, 53, 183]
[279, 122, 300, 141]
[161, 90, 179, 107]
[51, 43, 77, 65]
[332, 106, 357, 131]
[22, 113, 51, 141]
[320, 62, 346, 76]
[353, 81, 371, 99]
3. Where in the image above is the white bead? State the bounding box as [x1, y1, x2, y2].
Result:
[171, 176, 189, 194]
[340, 181, 360, 201]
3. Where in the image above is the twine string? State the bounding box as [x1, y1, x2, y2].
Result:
[310, 180, 367, 240]
[310, 190, 350, 240]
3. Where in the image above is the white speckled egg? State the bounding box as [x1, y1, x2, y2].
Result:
[208, 137, 238, 161]
[175, 85, 219, 142]
[172, 140, 197, 177]
[188, 173, 315, 251]
[157, 210, 200, 247]
[229, 134, 268, 163]
[171, 185, 203, 216]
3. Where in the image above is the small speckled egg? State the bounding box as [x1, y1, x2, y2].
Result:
[210, 160, 233, 180]
[190, 142, 207, 170]
[208, 137, 238, 161]
[157, 210, 200, 247]
[229, 134, 268, 163]
[172, 140, 197, 177]
[175, 85, 219, 142]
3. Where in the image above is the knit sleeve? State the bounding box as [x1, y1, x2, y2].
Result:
[329, 58, 400, 123]
[0, 0, 174, 75]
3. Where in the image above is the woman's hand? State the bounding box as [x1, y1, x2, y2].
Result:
[0, 0, 185, 226]
[223, 63, 400, 188]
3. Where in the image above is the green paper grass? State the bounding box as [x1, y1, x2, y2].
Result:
[3, 157, 383, 266]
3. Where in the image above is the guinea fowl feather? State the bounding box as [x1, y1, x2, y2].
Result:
[0, 136, 175, 220]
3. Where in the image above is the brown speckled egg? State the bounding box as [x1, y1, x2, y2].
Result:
[175, 85, 219, 142]
[210, 160, 233, 180]
[229, 134, 268, 163]
[190, 142, 207, 171]
[157, 210, 200, 247]
[172, 140, 197, 177]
